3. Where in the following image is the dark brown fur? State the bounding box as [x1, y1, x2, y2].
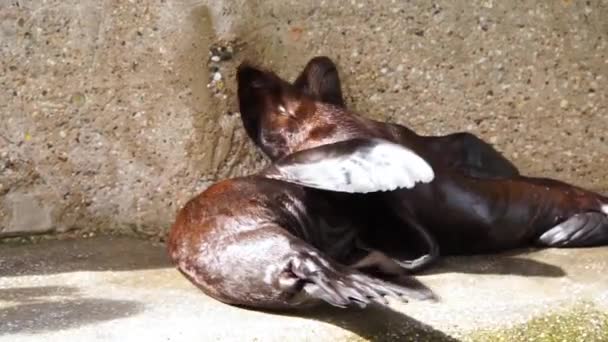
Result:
[167, 145, 437, 310]
[237, 58, 608, 262]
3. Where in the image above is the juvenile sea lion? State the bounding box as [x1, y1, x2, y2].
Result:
[168, 138, 436, 310]
[237, 58, 608, 270]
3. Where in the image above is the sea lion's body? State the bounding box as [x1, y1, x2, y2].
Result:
[237, 57, 608, 266]
[288, 102, 608, 255]
[168, 139, 436, 310]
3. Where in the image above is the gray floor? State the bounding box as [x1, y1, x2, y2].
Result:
[1, 236, 607, 341]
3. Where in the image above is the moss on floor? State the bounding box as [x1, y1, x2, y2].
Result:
[0, 228, 155, 246]
[465, 303, 608, 342]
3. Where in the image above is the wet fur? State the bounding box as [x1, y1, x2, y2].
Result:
[167, 176, 434, 310]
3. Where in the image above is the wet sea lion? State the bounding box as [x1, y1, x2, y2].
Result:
[237, 57, 608, 270]
[167, 138, 436, 310]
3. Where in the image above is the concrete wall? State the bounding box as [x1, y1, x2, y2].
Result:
[1, 0, 607, 238]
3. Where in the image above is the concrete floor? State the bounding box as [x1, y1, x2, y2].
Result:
[0, 236, 607, 341]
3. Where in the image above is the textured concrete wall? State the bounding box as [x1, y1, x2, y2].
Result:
[1, 0, 607, 238]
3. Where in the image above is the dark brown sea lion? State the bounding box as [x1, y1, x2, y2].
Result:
[237, 58, 608, 271]
[168, 138, 436, 310]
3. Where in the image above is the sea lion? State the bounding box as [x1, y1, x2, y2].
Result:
[236, 58, 608, 271]
[167, 138, 436, 310]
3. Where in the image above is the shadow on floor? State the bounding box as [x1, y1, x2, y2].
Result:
[0, 236, 172, 277]
[420, 251, 566, 278]
[265, 304, 460, 342]
[0, 286, 144, 335]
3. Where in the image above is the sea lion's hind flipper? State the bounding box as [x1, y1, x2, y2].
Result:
[285, 248, 433, 308]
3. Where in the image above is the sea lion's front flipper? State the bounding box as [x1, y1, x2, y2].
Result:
[262, 138, 434, 194]
[392, 215, 440, 272]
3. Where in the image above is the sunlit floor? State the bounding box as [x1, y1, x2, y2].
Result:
[1, 236, 607, 341]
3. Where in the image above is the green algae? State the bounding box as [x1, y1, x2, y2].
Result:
[466, 304, 608, 342]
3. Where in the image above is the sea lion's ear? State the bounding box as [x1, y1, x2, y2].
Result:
[293, 56, 345, 107]
[261, 138, 434, 193]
